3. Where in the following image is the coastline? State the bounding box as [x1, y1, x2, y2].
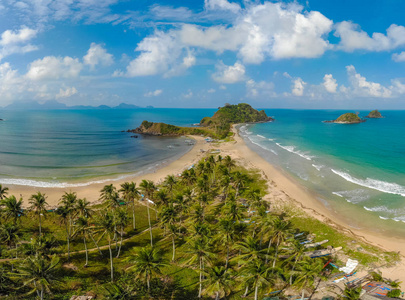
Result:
[6, 126, 405, 284]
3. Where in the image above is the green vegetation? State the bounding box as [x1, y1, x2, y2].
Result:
[387, 289, 402, 298]
[133, 103, 273, 139]
[335, 113, 363, 123]
[366, 110, 383, 118]
[0, 157, 399, 299]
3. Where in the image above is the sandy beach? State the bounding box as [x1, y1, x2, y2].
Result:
[6, 127, 405, 284]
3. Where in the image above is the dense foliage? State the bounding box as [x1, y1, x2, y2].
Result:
[366, 110, 383, 118]
[135, 121, 215, 137]
[335, 113, 363, 123]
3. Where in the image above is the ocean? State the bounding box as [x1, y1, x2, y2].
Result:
[1, 108, 404, 236]
[240, 109, 405, 236]
[0, 108, 215, 188]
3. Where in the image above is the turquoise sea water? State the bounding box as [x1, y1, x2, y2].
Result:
[0, 109, 215, 188]
[1, 108, 405, 236]
[240, 109, 405, 236]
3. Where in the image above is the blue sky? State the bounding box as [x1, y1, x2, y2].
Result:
[0, 0, 405, 108]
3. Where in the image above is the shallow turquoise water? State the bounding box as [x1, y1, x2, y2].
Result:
[0, 109, 215, 187]
[241, 110, 405, 235]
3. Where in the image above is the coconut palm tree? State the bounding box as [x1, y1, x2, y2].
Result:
[184, 237, 215, 299]
[216, 217, 236, 269]
[59, 192, 78, 251]
[140, 180, 156, 247]
[115, 208, 129, 258]
[268, 217, 292, 267]
[28, 192, 48, 236]
[241, 258, 273, 300]
[164, 175, 177, 195]
[11, 254, 60, 300]
[119, 182, 140, 230]
[202, 264, 235, 300]
[55, 206, 71, 259]
[0, 196, 24, 225]
[235, 236, 267, 263]
[0, 184, 8, 200]
[0, 223, 19, 270]
[73, 216, 91, 267]
[95, 211, 116, 282]
[100, 184, 117, 203]
[223, 156, 235, 170]
[125, 246, 168, 295]
[293, 257, 323, 300]
[75, 198, 94, 218]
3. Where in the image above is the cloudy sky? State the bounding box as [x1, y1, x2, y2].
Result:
[1, 0, 405, 108]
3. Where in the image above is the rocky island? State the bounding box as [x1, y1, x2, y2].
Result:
[365, 109, 384, 118]
[128, 103, 273, 139]
[324, 112, 366, 124]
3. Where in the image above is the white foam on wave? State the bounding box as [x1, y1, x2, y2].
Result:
[268, 138, 274, 141]
[379, 216, 389, 220]
[276, 143, 314, 161]
[331, 169, 405, 197]
[257, 134, 266, 139]
[247, 136, 278, 155]
[332, 192, 343, 197]
[312, 164, 323, 171]
[332, 189, 369, 204]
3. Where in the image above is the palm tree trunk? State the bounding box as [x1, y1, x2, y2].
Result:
[116, 226, 123, 258]
[147, 274, 151, 295]
[198, 257, 202, 299]
[66, 223, 70, 260]
[147, 204, 153, 247]
[272, 236, 280, 268]
[84, 236, 88, 267]
[301, 289, 305, 300]
[108, 238, 114, 282]
[172, 234, 175, 262]
[243, 285, 249, 297]
[265, 237, 272, 264]
[90, 232, 103, 256]
[254, 284, 259, 300]
[41, 284, 44, 300]
[215, 291, 219, 300]
[132, 200, 136, 230]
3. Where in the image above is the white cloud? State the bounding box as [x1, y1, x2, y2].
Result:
[391, 79, 405, 94]
[219, 85, 227, 90]
[83, 43, 113, 69]
[392, 52, 405, 62]
[183, 90, 193, 98]
[292, 78, 306, 96]
[144, 89, 163, 97]
[204, 0, 241, 14]
[335, 22, 405, 52]
[346, 65, 392, 98]
[26, 56, 83, 80]
[212, 61, 246, 84]
[323, 74, 338, 93]
[208, 88, 216, 93]
[56, 86, 78, 98]
[246, 79, 275, 98]
[283, 72, 292, 79]
[0, 27, 38, 60]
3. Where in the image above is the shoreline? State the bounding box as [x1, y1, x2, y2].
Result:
[5, 126, 405, 283]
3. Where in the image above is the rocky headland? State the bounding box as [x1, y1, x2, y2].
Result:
[365, 109, 384, 118]
[324, 112, 366, 124]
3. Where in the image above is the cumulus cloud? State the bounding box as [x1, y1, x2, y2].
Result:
[83, 43, 113, 69]
[204, 0, 241, 14]
[323, 74, 338, 93]
[246, 79, 275, 98]
[0, 27, 38, 60]
[335, 22, 405, 52]
[144, 89, 163, 97]
[392, 51, 405, 62]
[212, 61, 246, 84]
[183, 90, 193, 98]
[26, 56, 83, 80]
[292, 78, 306, 96]
[346, 65, 391, 97]
[208, 88, 216, 93]
[56, 86, 78, 98]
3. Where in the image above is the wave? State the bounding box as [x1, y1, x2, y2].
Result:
[276, 143, 314, 161]
[332, 192, 343, 197]
[312, 164, 323, 171]
[257, 135, 266, 138]
[331, 169, 405, 197]
[247, 137, 278, 155]
[379, 216, 389, 220]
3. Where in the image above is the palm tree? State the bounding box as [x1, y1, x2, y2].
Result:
[28, 192, 48, 236]
[75, 198, 94, 218]
[0, 196, 24, 225]
[0, 223, 19, 270]
[223, 155, 235, 170]
[140, 180, 156, 247]
[11, 254, 60, 300]
[268, 217, 292, 266]
[241, 258, 273, 300]
[184, 237, 215, 299]
[293, 257, 323, 300]
[202, 264, 235, 300]
[216, 218, 236, 269]
[164, 175, 177, 195]
[235, 236, 267, 263]
[125, 246, 168, 295]
[115, 208, 129, 258]
[73, 216, 91, 267]
[95, 211, 116, 282]
[55, 206, 71, 259]
[59, 192, 78, 253]
[0, 184, 8, 200]
[119, 182, 140, 230]
[100, 184, 117, 203]
[343, 286, 362, 300]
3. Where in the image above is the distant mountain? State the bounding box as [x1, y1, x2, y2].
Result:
[3, 101, 148, 110]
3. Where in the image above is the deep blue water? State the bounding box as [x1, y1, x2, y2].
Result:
[241, 109, 405, 235]
[0, 109, 215, 187]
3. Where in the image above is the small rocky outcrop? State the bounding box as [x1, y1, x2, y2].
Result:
[365, 110, 383, 118]
[324, 113, 366, 124]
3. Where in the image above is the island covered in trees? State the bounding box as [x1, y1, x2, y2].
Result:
[365, 110, 384, 118]
[129, 103, 273, 139]
[324, 112, 366, 124]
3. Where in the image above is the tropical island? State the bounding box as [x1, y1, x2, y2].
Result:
[129, 103, 273, 139]
[365, 110, 384, 118]
[324, 113, 367, 124]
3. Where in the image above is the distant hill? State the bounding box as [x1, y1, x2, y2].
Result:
[365, 110, 383, 118]
[324, 112, 366, 124]
[132, 103, 273, 139]
[3, 101, 148, 110]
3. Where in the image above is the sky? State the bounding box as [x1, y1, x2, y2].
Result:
[0, 0, 405, 109]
